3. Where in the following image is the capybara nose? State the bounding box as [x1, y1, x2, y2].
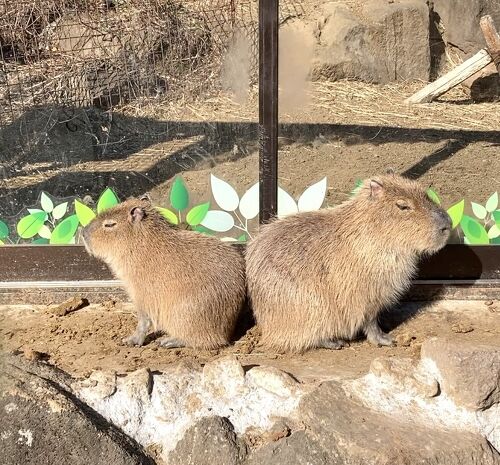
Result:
[434, 209, 452, 233]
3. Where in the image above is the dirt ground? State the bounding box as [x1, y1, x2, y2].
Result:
[1, 299, 499, 382]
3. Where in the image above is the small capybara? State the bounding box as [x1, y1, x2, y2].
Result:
[245, 173, 452, 353]
[82, 197, 245, 350]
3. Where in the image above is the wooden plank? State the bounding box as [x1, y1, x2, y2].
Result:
[0, 244, 499, 282]
[480, 15, 500, 72]
[406, 49, 493, 104]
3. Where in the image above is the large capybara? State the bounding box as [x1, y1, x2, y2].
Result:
[245, 173, 452, 353]
[82, 197, 246, 350]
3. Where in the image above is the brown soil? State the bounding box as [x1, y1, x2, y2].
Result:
[1, 300, 499, 382]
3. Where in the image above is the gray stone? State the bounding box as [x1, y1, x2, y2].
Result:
[168, 416, 247, 465]
[0, 355, 155, 465]
[299, 381, 500, 465]
[244, 431, 332, 465]
[432, 0, 500, 55]
[313, 1, 431, 83]
[421, 338, 500, 410]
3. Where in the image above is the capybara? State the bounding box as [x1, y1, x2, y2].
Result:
[82, 197, 245, 350]
[245, 173, 451, 352]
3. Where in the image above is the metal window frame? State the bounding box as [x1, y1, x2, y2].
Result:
[0, 0, 499, 302]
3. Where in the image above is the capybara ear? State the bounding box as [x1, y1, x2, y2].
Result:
[369, 179, 384, 198]
[129, 206, 146, 223]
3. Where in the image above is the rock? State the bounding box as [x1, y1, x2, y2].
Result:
[245, 366, 300, 398]
[421, 338, 500, 410]
[168, 416, 246, 465]
[202, 356, 247, 398]
[299, 381, 500, 465]
[244, 431, 330, 465]
[49, 296, 89, 316]
[0, 355, 154, 465]
[313, 1, 431, 83]
[76, 370, 117, 400]
[432, 0, 500, 55]
[369, 357, 440, 398]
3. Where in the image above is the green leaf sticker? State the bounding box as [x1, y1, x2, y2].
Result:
[75, 200, 96, 226]
[156, 207, 179, 225]
[485, 192, 498, 213]
[170, 177, 189, 211]
[50, 214, 79, 244]
[237, 234, 247, 242]
[426, 188, 440, 205]
[32, 238, 50, 245]
[471, 202, 487, 220]
[487, 224, 500, 239]
[97, 188, 119, 214]
[186, 202, 210, 226]
[17, 212, 48, 239]
[52, 202, 68, 220]
[493, 210, 500, 225]
[491, 237, 500, 245]
[40, 192, 54, 213]
[193, 225, 215, 236]
[460, 215, 489, 245]
[38, 224, 52, 239]
[0, 220, 9, 239]
[446, 199, 465, 230]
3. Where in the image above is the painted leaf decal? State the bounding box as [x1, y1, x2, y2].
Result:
[52, 202, 68, 220]
[487, 224, 500, 239]
[210, 174, 239, 211]
[0, 239, 3, 245]
[446, 200, 465, 230]
[485, 192, 498, 213]
[491, 237, 500, 245]
[28, 208, 44, 215]
[460, 215, 489, 245]
[75, 200, 96, 226]
[40, 192, 54, 213]
[38, 224, 52, 239]
[471, 202, 487, 220]
[463, 237, 471, 245]
[277, 187, 298, 218]
[170, 177, 189, 211]
[493, 210, 500, 225]
[50, 214, 79, 244]
[221, 237, 238, 242]
[193, 225, 215, 236]
[17, 212, 47, 239]
[426, 188, 441, 206]
[298, 177, 327, 212]
[186, 202, 210, 226]
[32, 238, 49, 245]
[239, 182, 259, 220]
[200, 210, 235, 232]
[237, 234, 247, 242]
[156, 207, 179, 225]
[0, 220, 9, 239]
[97, 188, 119, 214]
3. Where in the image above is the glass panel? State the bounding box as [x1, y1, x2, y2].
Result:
[0, 0, 259, 245]
[277, 1, 500, 245]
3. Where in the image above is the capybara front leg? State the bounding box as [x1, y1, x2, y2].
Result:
[317, 339, 350, 350]
[122, 311, 151, 347]
[364, 318, 394, 347]
[158, 336, 186, 349]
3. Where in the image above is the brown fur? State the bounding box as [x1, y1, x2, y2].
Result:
[83, 198, 246, 350]
[245, 174, 452, 353]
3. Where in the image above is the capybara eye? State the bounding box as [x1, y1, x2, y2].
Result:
[104, 220, 117, 228]
[396, 200, 411, 211]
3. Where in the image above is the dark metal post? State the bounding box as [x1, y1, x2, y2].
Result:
[259, 0, 279, 223]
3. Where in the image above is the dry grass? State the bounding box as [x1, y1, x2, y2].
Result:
[121, 80, 500, 133]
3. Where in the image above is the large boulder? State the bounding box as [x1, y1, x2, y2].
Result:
[313, 0, 431, 83]
[0, 355, 155, 465]
[432, 0, 500, 55]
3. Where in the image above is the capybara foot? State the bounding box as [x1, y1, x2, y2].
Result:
[317, 339, 350, 350]
[122, 333, 146, 347]
[158, 336, 186, 349]
[365, 319, 394, 347]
